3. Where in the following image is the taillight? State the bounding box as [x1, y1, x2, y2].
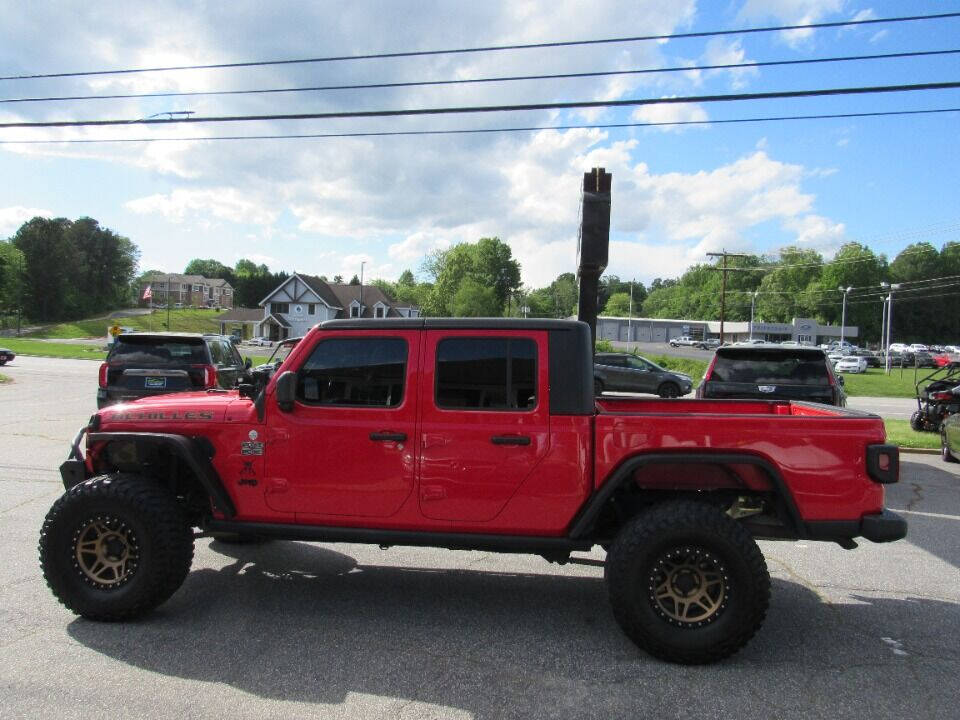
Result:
[203, 364, 217, 388]
[703, 354, 718, 381]
[98, 363, 108, 388]
[932, 391, 954, 401]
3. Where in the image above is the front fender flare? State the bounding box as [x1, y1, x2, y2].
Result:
[86, 432, 236, 518]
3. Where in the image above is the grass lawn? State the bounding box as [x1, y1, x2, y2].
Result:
[1, 338, 107, 360]
[647, 354, 708, 384]
[28, 309, 225, 338]
[0, 373, 10, 383]
[883, 419, 940, 450]
[839, 367, 942, 398]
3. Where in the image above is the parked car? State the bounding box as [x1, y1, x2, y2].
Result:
[594, 352, 693, 398]
[941, 409, 960, 463]
[697, 345, 846, 406]
[668, 336, 698, 347]
[248, 336, 273, 346]
[851, 349, 882, 368]
[0, 347, 15, 365]
[835, 355, 868, 374]
[827, 350, 845, 364]
[694, 338, 721, 350]
[909, 343, 929, 353]
[96, 332, 251, 408]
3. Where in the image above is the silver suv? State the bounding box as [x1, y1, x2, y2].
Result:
[594, 352, 693, 398]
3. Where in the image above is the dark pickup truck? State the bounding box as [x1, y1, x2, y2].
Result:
[43, 319, 904, 664]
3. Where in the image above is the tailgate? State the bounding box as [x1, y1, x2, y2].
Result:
[702, 381, 836, 404]
[113, 367, 196, 394]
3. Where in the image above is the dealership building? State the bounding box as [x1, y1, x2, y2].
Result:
[597, 316, 858, 345]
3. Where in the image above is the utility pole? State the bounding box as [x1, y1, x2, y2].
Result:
[706, 250, 749, 344]
[166, 274, 171, 330]
[838, 286, 852, 347]
[577, 168, 611, 348]
[749, 291, 759, 341]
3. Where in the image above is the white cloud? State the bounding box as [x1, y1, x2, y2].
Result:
[0, 205, 54, 237]
[631, 101, 709, 131]
[701, 38, 759, 89]
[388, 233, 452, 263]
[125, 188, 279, 226]
[739, 0, 845, 47]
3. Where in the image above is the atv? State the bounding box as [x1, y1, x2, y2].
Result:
[909, 361, 960, 433]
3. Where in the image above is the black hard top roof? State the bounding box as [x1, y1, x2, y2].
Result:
[318, 318, 586, 331]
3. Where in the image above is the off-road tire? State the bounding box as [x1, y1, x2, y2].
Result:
[942, 430, 957, 463]
[39, 474, 194, 621]
[594, 379, 604, 396]
[910, 411, 926, 433]
[657, 382, 681, 399]
[605, 500, 770, 664]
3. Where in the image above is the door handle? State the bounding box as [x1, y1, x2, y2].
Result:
[490, 435, 531, 446]
[370, 431, 407, 442]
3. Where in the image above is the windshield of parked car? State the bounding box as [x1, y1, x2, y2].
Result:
[265, 339, 300, 367]
[711, 350, 830, 385]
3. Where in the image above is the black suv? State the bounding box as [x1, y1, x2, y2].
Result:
[96, 333, 250, 408]
[697, 346, 846, 406]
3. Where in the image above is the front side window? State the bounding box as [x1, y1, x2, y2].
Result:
[297, 337, 407, 407]
[436, 338, 537, 411]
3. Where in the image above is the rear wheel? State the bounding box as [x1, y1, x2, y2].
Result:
[605, 501, 770, 664]
[39, 474, 194, 620]
[658, 382, 681, 399]
[910, 411, 926, 432]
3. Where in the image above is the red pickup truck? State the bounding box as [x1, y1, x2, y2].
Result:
[41, 319, 906, 664]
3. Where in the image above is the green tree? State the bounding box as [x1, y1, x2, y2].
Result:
[69, 217, 139, 317]
[11, 217, 74, 321]
[449, 278, 500, 317]
[424, 237, 521, 316]
[332, 274, 344, 284]
[0, 241, 26, 323]
[349, 274, 360, 285]
[397, 269, 416, 286]
[602, 292, 635, 316]
[184, 258, 234, 283]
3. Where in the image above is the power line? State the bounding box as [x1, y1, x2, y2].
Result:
[4, 12, 957, 82]
[6, 48, 959, 105]
[2, 107, 957, 145]
[3, 81, 959, 129]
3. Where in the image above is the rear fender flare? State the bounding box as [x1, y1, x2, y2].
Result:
[568, 451, 804, 539]
[87, 432, 236, 518]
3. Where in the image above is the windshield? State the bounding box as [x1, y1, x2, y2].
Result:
[108, 337, 206, 365]
[264, 339, 300, 367]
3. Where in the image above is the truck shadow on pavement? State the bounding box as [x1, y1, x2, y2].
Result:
[66, 538, 960, 718]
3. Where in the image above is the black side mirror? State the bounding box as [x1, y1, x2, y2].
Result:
[837, 375, 845, 386]
[276, 371, 297, 412]
[244, 357, 252, 369]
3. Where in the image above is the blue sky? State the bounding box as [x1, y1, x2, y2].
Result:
[1, 0, 958, 288]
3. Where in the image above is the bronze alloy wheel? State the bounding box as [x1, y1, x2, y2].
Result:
[73, 516, 140, 588]
[648, 545, 728, 627]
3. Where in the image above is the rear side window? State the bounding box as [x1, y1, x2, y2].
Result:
[207, 340, 224, 365]
[297, 337, 406, 407]
[436, 338, 537, 410]
[711, 352, 830, 386]
[108, 338, 207, 365]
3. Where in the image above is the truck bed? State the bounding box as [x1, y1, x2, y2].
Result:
[593, 396, 888, 522]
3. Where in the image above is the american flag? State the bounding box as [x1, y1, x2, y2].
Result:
[142, 285, 153, 301]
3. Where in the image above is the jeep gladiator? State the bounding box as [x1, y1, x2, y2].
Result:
[41, 318, 906, 664]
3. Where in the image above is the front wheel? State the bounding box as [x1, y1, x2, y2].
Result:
[658, 382, 681, 399]
[39, 474, 194, 620]
[605, 501, 770, 664]
[910, 411, 925, 432]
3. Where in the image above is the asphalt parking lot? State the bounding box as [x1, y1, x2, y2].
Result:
[1, 356, 958, 720]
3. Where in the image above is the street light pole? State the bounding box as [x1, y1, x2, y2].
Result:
[749, 291, 758, 341]
[881, 282, 901, 374]
[880, 296, 888, 352]
[628, 280, 634, 342]
[838, 286, 852, 348]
